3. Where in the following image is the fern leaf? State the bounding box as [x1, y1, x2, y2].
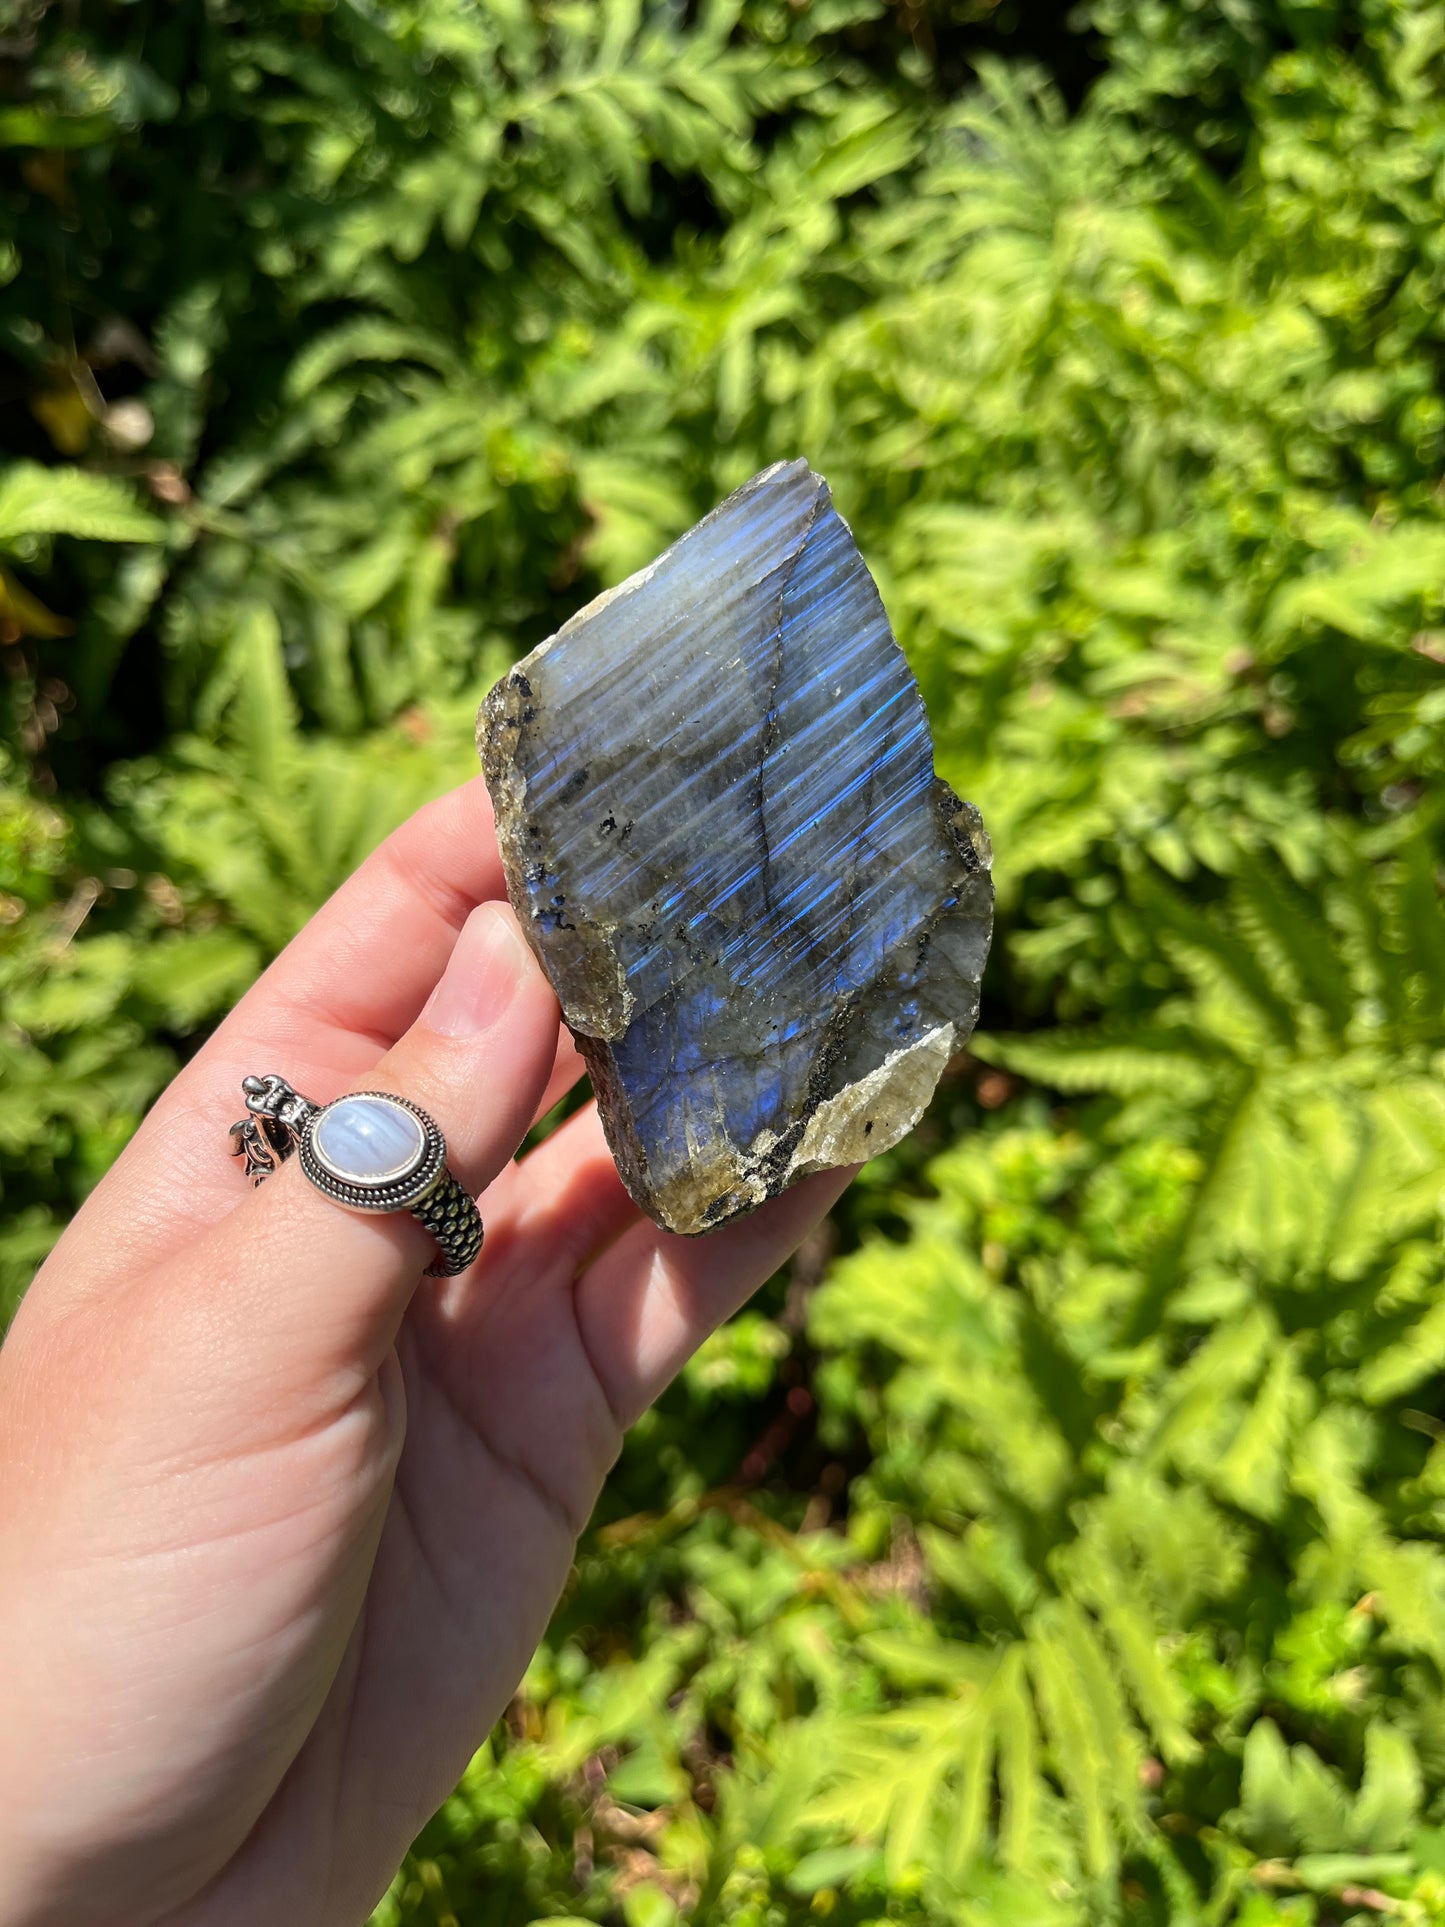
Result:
[993, 1645, 1040, 1871]
[1230, 850, 1355, 1038]
[1238, 1718, 1353, 1858]
[1080, 1569, 1197, 1764]
[943, 1706, 992, 1882]
[1348, 1720, 1422, 1852]
[0, 463, 164, 546]
[1238, 1719, 1299, 1858]
[1130, 866, 1297, 1055]
[1028, 1610, 1123, 1878]
[1266, 522, 1445, 649]
[217, 604, 300, 792]
[974, 1025, 1217, 1099]
[1358, 1286, 1445, 1405]
[1151, 1303, 1273, 1471]
[283, 320, 458, 402]
[1365, 1539, 1445, 1673]
[597, 0, 643, 72]
[1391, 833, 1445, 1029]
[800, 1701, 979, 1878]
[1213, 1341, 1311, 1522]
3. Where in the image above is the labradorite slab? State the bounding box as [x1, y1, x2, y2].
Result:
[478, 459, 993, 1235]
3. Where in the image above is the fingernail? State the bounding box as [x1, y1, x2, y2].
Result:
[422, 904, 534, 1038]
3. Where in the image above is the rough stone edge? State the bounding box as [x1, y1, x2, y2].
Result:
[478, 671, 635, 1040]
[785, 1022, 956, 1181]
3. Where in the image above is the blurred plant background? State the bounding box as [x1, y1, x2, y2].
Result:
[6, 0, 1445, 1920]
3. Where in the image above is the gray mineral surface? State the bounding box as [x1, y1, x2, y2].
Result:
[479, 458, 994, 1235]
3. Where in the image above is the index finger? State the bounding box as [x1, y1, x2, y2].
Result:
[44, 777, 556, 1291]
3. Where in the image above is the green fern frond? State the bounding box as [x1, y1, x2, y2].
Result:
[1390, 834, 1445, 1032]
[0, 463, 165, 547]
[283, 320, 460, 402]
[1238, 1719, 1352, 1859]
[1027, 1609, 1131, 1878]
[974, 1025, 1218, 1099]
[1349, 1721, 1422, 1853]
[1063, 1548, 1198, 1763]
[1130, 866, 1299, 1057]
[1213, 1340, 1312, 1522]
[1229, 849, 1356, 1039]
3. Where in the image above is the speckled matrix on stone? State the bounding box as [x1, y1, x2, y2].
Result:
[479, 459, 994, 1235]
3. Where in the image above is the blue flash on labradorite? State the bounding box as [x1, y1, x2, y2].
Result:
[478, 459, 994, 1236]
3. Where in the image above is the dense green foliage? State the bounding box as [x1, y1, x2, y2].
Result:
[6, 0, 1445, 1919]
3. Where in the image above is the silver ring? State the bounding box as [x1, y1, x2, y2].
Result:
[229, 1074, 484, 1278]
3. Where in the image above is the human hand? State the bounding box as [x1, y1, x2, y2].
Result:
[0, 777, 850, 1927]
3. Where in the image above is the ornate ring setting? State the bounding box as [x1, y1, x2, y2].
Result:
[230, 1073, 484, 1277]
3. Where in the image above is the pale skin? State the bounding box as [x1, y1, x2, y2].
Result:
[0, 776, 850, 1927]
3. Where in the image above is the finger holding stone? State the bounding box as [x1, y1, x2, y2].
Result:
[572, 1166, 855, 1431]
[471, 1100, 639, 1289]
[31, 777, 519, 1301]
[98, 903, 561, 1414]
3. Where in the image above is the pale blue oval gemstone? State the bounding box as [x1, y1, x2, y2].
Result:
[313, 1095, 425, 1185]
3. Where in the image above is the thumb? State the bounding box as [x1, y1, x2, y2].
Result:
[140, 901, 562, 1410]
